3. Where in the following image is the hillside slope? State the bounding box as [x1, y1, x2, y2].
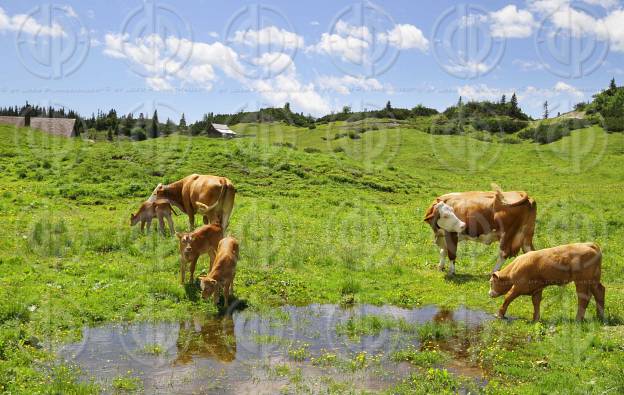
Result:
[1, 124, 623, 393]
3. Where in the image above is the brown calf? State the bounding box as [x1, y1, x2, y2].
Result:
[489, 243, 605, 321]
[130, 199, 176, 236]
[176, 224, 223, 284]
[200, 237, 239, 308]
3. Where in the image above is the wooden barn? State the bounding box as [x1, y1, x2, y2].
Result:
[206, 123, 237, 138]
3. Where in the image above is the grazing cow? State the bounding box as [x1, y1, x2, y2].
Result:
[130, 199, 177, 236]
[424, 185, 537, 275]
[489, 243, 604, 322]
[154, 174, 235, 230]
[199, 237, 239, 308]
[174, 316, 236, 365]
[176, 224, 224, 284]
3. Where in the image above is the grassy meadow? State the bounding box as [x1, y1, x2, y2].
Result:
[1, 120, 624, 393]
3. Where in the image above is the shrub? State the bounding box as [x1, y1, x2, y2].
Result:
[332, 146, 345, 153]
[303, 147, 321, 153]
[519, 118, 590, 144]
[603, 116, 624, 132]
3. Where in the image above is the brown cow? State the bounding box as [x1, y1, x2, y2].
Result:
[489, 243, 604, 322]
[424, 185, 537, 275]
[176, 224, 224, 284]
[199, 237, 239, 307]
[154, 174, 235, 230]
[130, 199, 176, 236]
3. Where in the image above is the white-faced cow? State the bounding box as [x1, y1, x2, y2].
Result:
[152, 174, 235, 231]
[424, 185, 537, 275]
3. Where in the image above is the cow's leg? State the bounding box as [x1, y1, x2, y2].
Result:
[445, 231, 458, 275]
[213, 285, 220, 305]
[591, 283, 605, 321]
[166, 214, 175, 236]
[203, 215, 209, 225]
[532, 289, 543, 322]
[180, 257, 186, 284]
[189, 256, 198, 284]
[157, 214, 166, 236]
[498, 286, 520, 318]
[188, 213, 195, 230]
[492, 250, 505, 272]
[223, 281, 231, 308]
[435, 235, 447, 271]
[140, 220, 145, 233]
[146, 218, 152, 233]
[208, 249, 216, 272]
[575, 282, 591, 321]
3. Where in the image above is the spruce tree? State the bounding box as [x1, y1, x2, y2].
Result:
[149, 110, 159, 138]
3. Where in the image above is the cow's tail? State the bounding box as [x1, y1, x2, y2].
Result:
[492, 183, 529, 207]
[220, 181, 236, 230]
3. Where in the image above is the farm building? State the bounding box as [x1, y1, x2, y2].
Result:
[29, 117, 77, 137]
[206, 123, 237, 138]
[0, 116, 26, 127]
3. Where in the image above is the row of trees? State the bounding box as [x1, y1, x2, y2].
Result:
[582, 78, 624, 132]
[316, 101, 439, 123]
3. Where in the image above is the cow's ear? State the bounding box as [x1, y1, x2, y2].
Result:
[176, 232, 183, 239]
[491, 272, 500, 280]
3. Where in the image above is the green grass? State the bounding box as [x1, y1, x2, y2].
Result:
[1, 123, 623, 393]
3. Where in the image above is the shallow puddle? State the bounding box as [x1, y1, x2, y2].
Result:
[59, 304, 492, 394]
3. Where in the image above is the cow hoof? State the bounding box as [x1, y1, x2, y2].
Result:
[438, 265, 445, 271]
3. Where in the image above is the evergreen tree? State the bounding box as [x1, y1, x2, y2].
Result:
[284, 102, 291, 112]
[510, 93, 519, 116]
[385, 101, 392, 111]
[543, 101, 549, 119]
[179, 113, 187, 132]
[121, 113, 134, 137]
[501, 94, 506, 105]
[609, 77, 617, 94]
[149, 110, 159, 138]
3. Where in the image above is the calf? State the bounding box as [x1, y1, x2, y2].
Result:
[489, 243, 604, 321]
[199, 237, 239, 308]
[130, 199, 176, 236]
[176, 224, 223, 284]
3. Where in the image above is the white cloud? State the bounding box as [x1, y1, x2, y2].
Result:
[0, 6, 65, 37]
[208, 31, 219, 38]
[377, 24, 429, 50]
[554, 81, 584, 98]
[489, 5, 536, 38]
[513, 59, 546, 71]
[317, 75, 384, 94]
[59, 5, 78, 18]
[310, 21, 320, 26]
[446, 61, 490, 75]
[232, 26, 304, 50]
[252, 52, 294, 75]
[103, 32, 330, 115]
[530, 0, 624, 52]
[308, 30, 370, 63]
[146, 76, 173, 91]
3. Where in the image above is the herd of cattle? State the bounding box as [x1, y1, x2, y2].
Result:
[131, 174, 605, 321]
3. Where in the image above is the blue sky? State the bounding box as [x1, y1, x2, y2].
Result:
[1, 0, 623, 122]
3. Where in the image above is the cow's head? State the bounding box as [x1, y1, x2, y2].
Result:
[176, 232, 195, 259]
[130, 213, 139, 226]
[488, 272, 511, 297]
[200, 277, 218, 299]
[425, 202, 466, 233]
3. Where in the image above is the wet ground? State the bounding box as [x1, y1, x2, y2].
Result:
[58, 304, 493, 394]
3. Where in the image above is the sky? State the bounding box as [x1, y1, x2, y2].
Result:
[1, 0, 623, 122]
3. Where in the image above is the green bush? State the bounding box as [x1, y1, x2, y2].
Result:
[519, 118, 590, 144]
[603, 116, 624, 132]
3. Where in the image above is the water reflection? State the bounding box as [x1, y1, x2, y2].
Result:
[59, 304, 492, 393]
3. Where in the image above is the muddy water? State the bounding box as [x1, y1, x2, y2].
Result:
[59, 304, 492, 394]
